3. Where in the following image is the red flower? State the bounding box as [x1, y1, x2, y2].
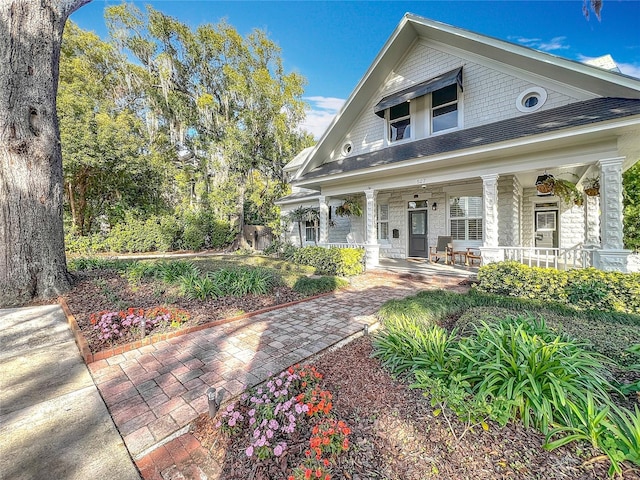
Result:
[342, 438, 349, 450]
[304, 469, 312, 480]
[315, 469, 322, 478]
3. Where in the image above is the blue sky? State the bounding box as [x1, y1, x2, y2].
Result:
[71, 1, 640, 138]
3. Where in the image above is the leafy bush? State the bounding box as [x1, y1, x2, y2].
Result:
[291, 246, 364, 276]
[456, 306, 640, 367]
[292, 276, 349, 296]
[105, 215, 164, 253]
[66, 212, 235, 255]
[476, 262, 640, 314]
[65, 232, 108, 255]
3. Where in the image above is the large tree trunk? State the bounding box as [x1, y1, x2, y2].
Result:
[0, 0, 90, 306]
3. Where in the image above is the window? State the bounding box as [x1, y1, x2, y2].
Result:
[305, 221, 318, 242]
[377, 204, 389, 241]
[388, 101, 411, 142]
[432, 84, 458, 133]
[449, 196, 482, 240]
[516, 87, 547, 113]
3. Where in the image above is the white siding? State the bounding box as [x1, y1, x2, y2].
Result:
[332, 42, 580, 161]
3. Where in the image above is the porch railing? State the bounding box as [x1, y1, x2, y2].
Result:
[501, 243, 591, 270]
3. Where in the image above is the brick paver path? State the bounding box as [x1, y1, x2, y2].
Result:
[89, 273, 467, 466]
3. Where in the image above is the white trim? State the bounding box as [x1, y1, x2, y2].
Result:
[516, 87, 547, 113]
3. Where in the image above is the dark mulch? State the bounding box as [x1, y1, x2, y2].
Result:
[192, 337, 636, 480]
[62, 269, 305, 353]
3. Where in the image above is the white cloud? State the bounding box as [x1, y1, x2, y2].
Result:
[301, 96, 346, 139]
[511, 35, 570, 52]
[618, 62, 640, 79]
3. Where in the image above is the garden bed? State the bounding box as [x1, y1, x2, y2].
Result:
[191, 337, 616, 479]
[61, 267, 311, 355]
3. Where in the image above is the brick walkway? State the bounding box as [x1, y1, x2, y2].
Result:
[88, 272, 468, 478]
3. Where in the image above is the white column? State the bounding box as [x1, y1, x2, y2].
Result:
[318, 195, 329, 244]
[584, 194, 600, 246]
[594, 157, 630, 271]
[480, 174, 503, 264]
[364, 188, 379, 268]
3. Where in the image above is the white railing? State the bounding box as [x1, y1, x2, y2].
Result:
[501, 243, 591, 270]
[318, 242, 365, 249]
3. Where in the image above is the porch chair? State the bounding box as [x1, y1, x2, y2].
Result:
[346, 232, 365, 246]
[429, 236, 453, 264]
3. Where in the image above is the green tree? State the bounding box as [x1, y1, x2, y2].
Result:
[58, 22, 169, 234]
[104, 4, 313, 244]
[1, 0, 90, 305]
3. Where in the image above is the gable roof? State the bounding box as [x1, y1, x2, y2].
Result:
[293, 14, 640, 181]
[296, 97, 640, 183]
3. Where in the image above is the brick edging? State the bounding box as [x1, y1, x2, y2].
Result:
[58, 290, 336, 364]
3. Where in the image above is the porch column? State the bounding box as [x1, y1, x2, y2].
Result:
[480, 174, 504, 264]
[318, 195, 329, 244]
[594, 157, 630, 271]
[584, 194, 600, 267]
[364, 188, 379, 268]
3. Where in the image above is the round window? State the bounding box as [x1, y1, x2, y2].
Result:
[516, 87, 547, 113]
[342, 142, 353, 156]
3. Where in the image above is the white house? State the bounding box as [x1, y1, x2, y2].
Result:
[276, 14, 640, 272]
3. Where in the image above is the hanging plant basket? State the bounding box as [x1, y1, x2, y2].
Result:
[535, 174, 554, 194]
[583, 176, 600, 197]
[335, 197, 363, 217]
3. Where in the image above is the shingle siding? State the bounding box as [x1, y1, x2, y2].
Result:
[332, 42, 580, 163]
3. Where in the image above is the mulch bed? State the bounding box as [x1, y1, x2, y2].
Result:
[191, 337, 636, 480]
[61, 269, 306, 353]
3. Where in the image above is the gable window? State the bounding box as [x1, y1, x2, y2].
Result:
[449, 196, 482, 241]
[377, 204, 389, 241]
[432, 84, 458, 133]
[388, 102, 411, 142]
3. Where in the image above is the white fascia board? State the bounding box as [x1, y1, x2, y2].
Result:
[294, 116, 640, 189]
[274, 195, 321, 206]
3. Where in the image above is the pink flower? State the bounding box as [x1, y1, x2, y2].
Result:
[273, 444, 283, 456]
[245, 446, 254, 457]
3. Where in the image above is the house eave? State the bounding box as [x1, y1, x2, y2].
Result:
[293, 116, 640, 190]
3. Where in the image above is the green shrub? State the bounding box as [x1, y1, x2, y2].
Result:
[476, 262, 640, 314]
[456, 306, 640, 367]
[177, 266, 277, 300]
[65, 232, 108, 255]
[105, 216, 164, 253]
[178, 271, 221, 300]
[124, 260, 199, 285]
[292, 246, 364, 276]
[292, 276, 349, 296]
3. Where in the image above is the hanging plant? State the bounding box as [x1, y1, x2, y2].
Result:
[554, 178, 583, 206]
[335, 197, 363, 217]
[535, 173, 555, 194]
[584, 176, 600, 197]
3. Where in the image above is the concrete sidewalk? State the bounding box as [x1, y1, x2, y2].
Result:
[0, 305, 140, 480]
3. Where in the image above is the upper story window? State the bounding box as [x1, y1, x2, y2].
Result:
[374, 67, 463, 143]
[388, 102, 411, 142]
[377, 204, 389, 241]
[432, 84, 459, 133]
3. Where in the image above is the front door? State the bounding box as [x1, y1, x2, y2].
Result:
[409, 210, 428, 257]
[535, 209, 558, 250]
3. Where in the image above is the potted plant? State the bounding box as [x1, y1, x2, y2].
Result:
[552, 178, 583, 206]
[335, 197, 363, 217]
[535, 173, 555, 194]
[584, 176, 600, 196]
